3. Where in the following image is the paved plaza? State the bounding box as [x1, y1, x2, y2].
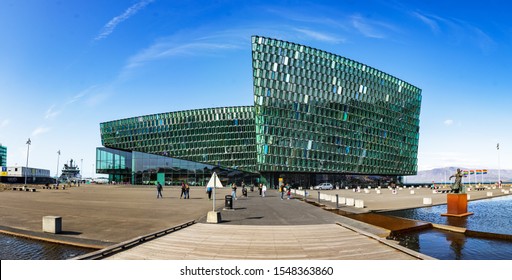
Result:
[0, 183, 510, 259]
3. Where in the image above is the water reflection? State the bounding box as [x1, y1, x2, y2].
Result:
[0, 233, 95, 260]
[390, 229, 512, 260]
[384, 195, 512, 260]
[446, 231, 465, 260]
[384, 195, 512, 235]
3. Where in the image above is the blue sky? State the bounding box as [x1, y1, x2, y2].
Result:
[1, 0, 512, 177]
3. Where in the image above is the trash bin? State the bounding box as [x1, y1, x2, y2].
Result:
[225, 195, 233, 209]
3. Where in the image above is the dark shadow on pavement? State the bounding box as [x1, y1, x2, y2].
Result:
[60, 231, 82, 236]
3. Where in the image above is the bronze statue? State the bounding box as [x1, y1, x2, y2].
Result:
[449, 168, 465, 194]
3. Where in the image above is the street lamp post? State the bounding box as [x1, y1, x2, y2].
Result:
[497, 143, 501, 187]
[56, 150, 60, 185]
[24, 138, 31, 186]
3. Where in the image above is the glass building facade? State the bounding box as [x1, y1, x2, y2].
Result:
[96, 147, 256, 185]
[0, 145, 6, 167]
[252, 36, 421, 177]
[99, 107, 259, 185]
[97, 36, 421, 187]
[100, 106, 256, 172]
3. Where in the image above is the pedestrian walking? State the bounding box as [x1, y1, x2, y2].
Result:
[156, 182, 163, 198]
[262, 184, 267, 197]
[258, 183, 262, 196]
[206, 186, 212, 200]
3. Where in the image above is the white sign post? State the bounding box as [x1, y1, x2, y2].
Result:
[206, 172, 223, 223]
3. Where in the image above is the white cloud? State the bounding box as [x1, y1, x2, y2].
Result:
[65, 85, 99, 106]
[45, 105, 61, 119]
[265, 8, 348, 31]
[85, 92, 110, 107]
[94, 0, 154, 41]
[31, 126, 51, 137]
[122, 24, 342, 75]
[349, 14, 398, 39]
[294, 28, 345, 43]
[411, 12, 496, 54]
[444, 119, 454, 126]
[470, 26, 496, 54]
[124, 39, 241, 71]
[411, 11, 440, 33]
[43, 85, 101, 121]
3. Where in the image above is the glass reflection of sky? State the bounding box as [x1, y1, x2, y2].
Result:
[384, 195, 512, 235]
[390, 229, 512, 260]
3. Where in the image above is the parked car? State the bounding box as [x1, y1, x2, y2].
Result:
[314, 182, 333, 190]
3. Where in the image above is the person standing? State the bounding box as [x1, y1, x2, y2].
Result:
[231, 183, 237, 200]
[156, 182, 163, 198]
[279, 185, 285, 200]
[258, 183, 262, 196]
[180, 182, 186, 199]
[242, 185, 247, 197]
[262, 184, 267, 197]
[185, 183, 190, 199]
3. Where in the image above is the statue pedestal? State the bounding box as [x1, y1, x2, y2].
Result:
[442, 194, 473, 217]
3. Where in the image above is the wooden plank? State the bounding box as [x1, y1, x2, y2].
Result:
[105, 223, 421, 260]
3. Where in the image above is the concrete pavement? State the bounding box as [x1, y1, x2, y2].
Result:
[1, 183, 510, 259]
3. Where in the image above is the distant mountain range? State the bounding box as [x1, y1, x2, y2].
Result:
[404, 167, 512, 184]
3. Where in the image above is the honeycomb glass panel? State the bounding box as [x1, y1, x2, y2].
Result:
[252, 36, 421, 175]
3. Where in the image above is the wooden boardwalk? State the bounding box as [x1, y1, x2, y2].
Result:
[105, 223, 426, 260]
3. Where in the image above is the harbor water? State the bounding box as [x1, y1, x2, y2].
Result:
[384, 195, 512, 235]
[0, 233, 95, 260]
[384, 195, 512, 260]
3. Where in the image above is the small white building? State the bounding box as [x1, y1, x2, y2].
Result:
[3, 166, 50, 177]
[0, 166, 51, 184]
